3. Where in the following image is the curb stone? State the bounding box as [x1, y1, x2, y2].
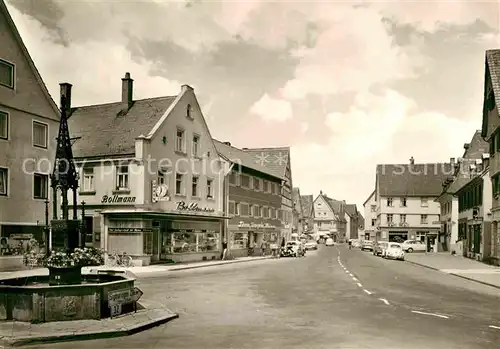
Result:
[0, 312, 179, 347]
[405, 260, 500, 290]
[168, 256, 272, 271]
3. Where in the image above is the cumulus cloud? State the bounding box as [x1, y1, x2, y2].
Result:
[250, 94, 293, 122]
[291, 89, 478, 207]
[8, 4, 181, 106]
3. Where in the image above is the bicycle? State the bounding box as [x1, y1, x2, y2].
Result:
[106, 251, 134, 267]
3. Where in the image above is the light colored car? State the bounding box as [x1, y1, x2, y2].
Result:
[361, 240, 374, 251]
[304, 241, 318, 250]
[325, 238, 335, 246]
[352, 239, 362, 248]
[402, 240, 426, 253]
[384, 243, 405, 260]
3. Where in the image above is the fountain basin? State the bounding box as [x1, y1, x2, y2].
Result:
[0, 273, 136, 323]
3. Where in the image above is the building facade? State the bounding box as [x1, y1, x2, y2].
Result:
[375, 162, 452, 250]
[362, 190, 377, 240]
[214, 140, 283, 257]
[0, 0, 60, 264]
[435, 131, 488, 255]
[300, 194, 314, 234]
[344, 204, 359, 241]
[456, 167, 492, 261]
[481, 49, 500, 265]
[243, 147, 294, 242]
[292, 187, 303, 236]
[312, 191, 347, 241]
[68, 73, 227, 265]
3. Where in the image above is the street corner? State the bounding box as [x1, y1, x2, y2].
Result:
[0, 307, 179, 347]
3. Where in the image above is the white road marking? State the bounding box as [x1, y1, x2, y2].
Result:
[489, 325, 500, 330]
[357, 283, 363, 287]
[352, 277, 358, 281]
[345, 270, 350, 274]
[379, 298, 390, 305]
[411, 311, 449, 319]
[363, 289, 372, 295]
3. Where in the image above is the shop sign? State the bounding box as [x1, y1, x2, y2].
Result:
[9, 234, 33, 240]
[102, 195, 136, 204]
[108, 228, 153, 233]
[176, 201, 215, 213]
[238, 222, 275, 229]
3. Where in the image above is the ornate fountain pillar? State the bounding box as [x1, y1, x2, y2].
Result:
[50, 83, 80, 253]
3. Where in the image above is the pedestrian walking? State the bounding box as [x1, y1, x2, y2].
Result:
[348, 240, 352, 250]
[221, 240, 228, 260]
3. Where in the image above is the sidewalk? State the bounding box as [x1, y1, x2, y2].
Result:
[405, 252, 500, 289]
[0, 306, 178, 347]
[0, 255, 273, 280]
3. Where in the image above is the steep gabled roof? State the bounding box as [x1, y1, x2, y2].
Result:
[344, 204, 357, 218]
[376, 163, 453, 197]
[320, 193, 347, 223]
[300, 194, 314, 218]
[363, 189, 375, 206]
[214, 140, 283, 180]
[68, 96, 177, 158]
[357, 213, 365, 229]
[482, 50, 500, 138]
[1, 0, 59, 117]
[242, 147, 290, 177]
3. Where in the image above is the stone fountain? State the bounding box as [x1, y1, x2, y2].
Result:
[0, 83, 139, 323]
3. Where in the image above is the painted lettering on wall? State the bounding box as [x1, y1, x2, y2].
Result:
[101, 195, 136, 204]
[176, 201, 215, 213]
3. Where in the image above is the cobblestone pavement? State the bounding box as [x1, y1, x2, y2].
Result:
[17, 246, 500, 349]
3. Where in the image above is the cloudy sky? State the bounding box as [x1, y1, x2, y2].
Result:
[5, 0, 500, 210]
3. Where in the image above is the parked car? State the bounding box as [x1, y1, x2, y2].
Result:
[325, 238, 335, 246]
[361, 240, 374, 251]
[373, 241, 388, 256]
[304, 240, 318, 250]
[402, 240, 426, 253]
[352, 239, 362, 248]
[384, 243, 405, 260]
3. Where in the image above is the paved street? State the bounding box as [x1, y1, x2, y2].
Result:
[21, 245, 500, 349]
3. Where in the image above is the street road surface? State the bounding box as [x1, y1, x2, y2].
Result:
[25, 245, 500, 349]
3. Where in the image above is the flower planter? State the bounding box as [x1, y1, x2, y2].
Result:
[48, 266, 82, 286]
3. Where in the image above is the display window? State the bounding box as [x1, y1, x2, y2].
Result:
[161, 230, 220, 254]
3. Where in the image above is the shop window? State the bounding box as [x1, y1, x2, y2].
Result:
[230, 232, 247, 249]
[143, 231, 153, 255]
[161, 230, 220, 254]
[32, 121, 47, 148]
[33, 173, 48, 199]
[0, 167, 7, 196]
[116, 165, 129, 190]
[206, 179, 213, 198]
[1, 224, 45, 256]
[0, 59, 14, 89]
[0, 111, 8, 140]
[82, 167, 94, 192]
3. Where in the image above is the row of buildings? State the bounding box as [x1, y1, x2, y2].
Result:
[0, 0, 361, 267]
[362, 49, 500, 266]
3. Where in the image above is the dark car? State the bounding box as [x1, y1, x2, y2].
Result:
[373, 241, 388, 256]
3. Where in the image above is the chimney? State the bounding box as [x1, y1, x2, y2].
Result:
[320, 190, 323, 195]
[409, 156, 415, 165]
[59, 83, 72, 116]
[464, 143, 470, 151]
[121, 72, 133, 112]
[181, 84, 194, 92]
[223, 141, 231, 146]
